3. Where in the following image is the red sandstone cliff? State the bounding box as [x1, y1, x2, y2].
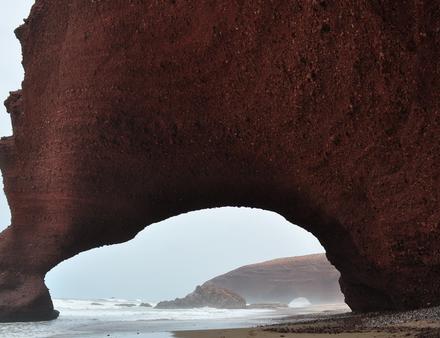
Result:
[0, 0, 440, 321]
[205, 254, 344, 305]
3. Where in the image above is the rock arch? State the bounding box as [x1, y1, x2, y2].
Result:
[0, 0, 439, 321]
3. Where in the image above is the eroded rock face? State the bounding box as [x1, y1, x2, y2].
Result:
[206, 254, 344, 305]
[0, 0, 440, 321]
[155, 285, 246, 309]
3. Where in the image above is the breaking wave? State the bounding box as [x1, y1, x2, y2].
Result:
[288, 297, 312, 308]
[53, 298, 271, 321]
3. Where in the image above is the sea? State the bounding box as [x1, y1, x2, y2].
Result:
[0, 298, 350, 338]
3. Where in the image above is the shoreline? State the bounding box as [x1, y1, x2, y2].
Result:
[174, 305, 440, 338]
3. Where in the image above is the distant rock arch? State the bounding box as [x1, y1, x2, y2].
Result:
[0, 0, 439, 321]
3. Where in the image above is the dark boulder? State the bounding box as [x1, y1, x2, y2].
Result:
[156, 285, 246, 309]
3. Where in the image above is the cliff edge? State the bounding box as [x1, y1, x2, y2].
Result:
[206, 254, 344, 305]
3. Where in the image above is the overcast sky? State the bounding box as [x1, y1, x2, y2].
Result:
[0, 2, 324, 302]
[0, 1, 34, 231]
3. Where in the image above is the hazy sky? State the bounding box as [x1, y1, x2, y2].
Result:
[0, 2, 324, 302]
[0, 1, 35, 231]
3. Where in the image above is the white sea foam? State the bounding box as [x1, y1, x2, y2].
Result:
[53, 298, 271, 321]
[0, 299, 349, 338]
[288, 297, 312, 308]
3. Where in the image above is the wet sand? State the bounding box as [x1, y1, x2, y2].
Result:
[174, 306, 440, 338]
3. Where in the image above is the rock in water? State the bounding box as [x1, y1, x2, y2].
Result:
[139, 303, 152, 308]
[155, 285, 246, 309]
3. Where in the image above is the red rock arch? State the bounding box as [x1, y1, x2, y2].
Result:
[0, 0, 439, 321]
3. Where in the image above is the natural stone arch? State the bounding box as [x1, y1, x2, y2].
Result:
[44, 207, 334, 304]
[0, 0, 439, 321]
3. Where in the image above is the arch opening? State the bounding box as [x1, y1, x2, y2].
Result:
[45, 207, 345, 314]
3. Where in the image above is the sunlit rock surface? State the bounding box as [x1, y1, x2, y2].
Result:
[206, 254, 344, 305]
[0, 0, 440, 321]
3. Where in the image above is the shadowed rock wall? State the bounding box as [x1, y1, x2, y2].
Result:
[0, 0, 439, 321]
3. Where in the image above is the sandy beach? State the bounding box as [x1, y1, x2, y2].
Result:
[174, 306, 440, 338]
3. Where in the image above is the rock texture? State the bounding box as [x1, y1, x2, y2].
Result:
[155, 285, 246, 309]
[0, 0, 440, 321]
[206, 254, 344, 305]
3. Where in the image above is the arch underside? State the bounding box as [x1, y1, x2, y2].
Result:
[0, 0, 440, 321]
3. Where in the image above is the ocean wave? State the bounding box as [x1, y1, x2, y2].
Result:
[0, 300, 349, 338]
[288, 297, 312, 308]
[52, 298, 273, 322]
